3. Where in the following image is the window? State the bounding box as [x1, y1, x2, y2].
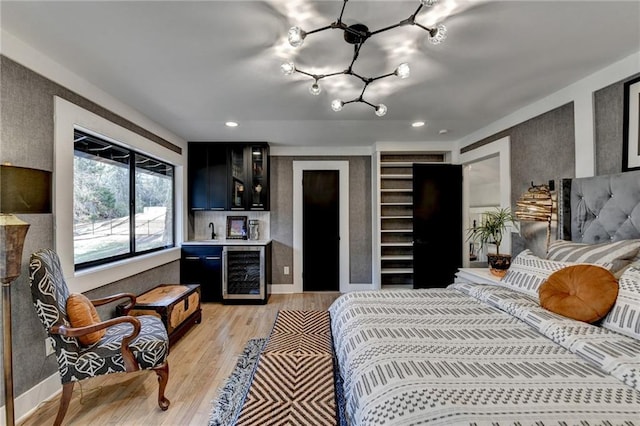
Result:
[74, 129, 174, 269]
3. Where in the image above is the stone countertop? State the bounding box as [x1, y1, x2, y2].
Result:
[182, 239, 272, 246]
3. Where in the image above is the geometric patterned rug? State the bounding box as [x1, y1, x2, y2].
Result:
[237, 310, 337, 425]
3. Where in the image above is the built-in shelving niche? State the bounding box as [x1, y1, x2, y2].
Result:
[378, 152, 445, 287]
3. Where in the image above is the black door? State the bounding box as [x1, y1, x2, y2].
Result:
[303, 170, 339, 291]
[413, 164, 462, 288]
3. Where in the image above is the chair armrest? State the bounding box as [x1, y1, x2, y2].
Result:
[51, 315, 142, 372]
[91, 292, 137, 313]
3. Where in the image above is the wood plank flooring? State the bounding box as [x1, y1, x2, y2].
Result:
[18, 293, 340, 426]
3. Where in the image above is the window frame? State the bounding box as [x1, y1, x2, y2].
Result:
[55, 97, 184, 294]
[73, 129, 176, 270]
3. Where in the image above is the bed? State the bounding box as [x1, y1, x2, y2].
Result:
[329, 170, 640, 425]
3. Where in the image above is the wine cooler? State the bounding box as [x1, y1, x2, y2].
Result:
[222, 244, 271, 304]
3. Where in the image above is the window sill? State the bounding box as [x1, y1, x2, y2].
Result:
[67, 247, 181, 293]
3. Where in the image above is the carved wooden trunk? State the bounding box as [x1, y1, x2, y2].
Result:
[119, 284, 202, 346]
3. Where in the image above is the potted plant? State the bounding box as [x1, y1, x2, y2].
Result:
[467, 207, 517, 277]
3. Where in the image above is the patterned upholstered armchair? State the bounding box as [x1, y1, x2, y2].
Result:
[29, 249, 170, 426]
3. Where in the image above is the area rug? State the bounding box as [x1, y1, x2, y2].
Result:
[208, 338, 266, 426]
[208, 311, 347, 426]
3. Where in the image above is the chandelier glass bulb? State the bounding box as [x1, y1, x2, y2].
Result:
[375, 104, 388, 117]
[395, 63, 410, 79]
[420, 0, 439, 6]
[288, 26, 306, 48]
[281, 62, 296, 75]
[429, 24, 447, 45]
[309, 82, 321, 95]
[331, 99, 344, 111]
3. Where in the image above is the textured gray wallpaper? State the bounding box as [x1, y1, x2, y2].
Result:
[595, 72, 640, 175]
[0, 55, 181, 401]
[270, 156, 372, 286]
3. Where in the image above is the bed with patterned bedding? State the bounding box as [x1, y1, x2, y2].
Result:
[327, 169, 640, 425]
[329, 281, 640, 425]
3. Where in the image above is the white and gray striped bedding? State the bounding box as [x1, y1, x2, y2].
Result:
[329, 284, 640, 425]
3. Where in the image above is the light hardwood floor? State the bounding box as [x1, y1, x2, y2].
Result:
[18, 292, 340, 426]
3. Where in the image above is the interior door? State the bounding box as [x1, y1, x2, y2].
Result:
[413, 164, 462, 288]
[302, 170, 339, 291]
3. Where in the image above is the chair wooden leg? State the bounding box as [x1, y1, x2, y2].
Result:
[152, 362, 170, 410]
[54, 382, 74, 426]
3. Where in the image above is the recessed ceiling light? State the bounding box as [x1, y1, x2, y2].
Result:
[438, 129, 449, 134]
[411, 121, 425, 128]
[225, 121, 239, 128]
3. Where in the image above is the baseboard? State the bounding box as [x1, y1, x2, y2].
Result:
[1, 372, 61, 423]
[270, 284, 296, 294]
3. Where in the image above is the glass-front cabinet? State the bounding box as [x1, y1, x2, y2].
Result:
[230, 146, 246, 210]
[249, 145, 268, 210]
[187, 142, 269, 211]
[229, 143, 269, 211]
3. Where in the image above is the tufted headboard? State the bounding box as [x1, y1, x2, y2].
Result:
[559, 170, 640, 243]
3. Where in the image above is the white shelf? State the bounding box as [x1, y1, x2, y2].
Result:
[381, 188, 412, 192]
[381, 242, 413, 247]
[381, 174, 413, 179]
[381, 229, 412, 233]
[381, 202, 413, 206]
[381, 255, 413, 261]
[381, 268, 413, 274]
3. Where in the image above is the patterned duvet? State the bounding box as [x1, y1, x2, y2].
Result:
[329, 283, 640, 425]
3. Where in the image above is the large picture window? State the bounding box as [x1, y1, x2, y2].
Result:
[74, 129, 174, 269]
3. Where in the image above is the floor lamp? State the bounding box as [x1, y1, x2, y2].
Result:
[0, 164, 52, 426]
[515, 182, 553, 250]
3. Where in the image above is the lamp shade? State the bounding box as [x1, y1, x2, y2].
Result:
[515, 184, 552, 222]
[0, 165, 52, 214]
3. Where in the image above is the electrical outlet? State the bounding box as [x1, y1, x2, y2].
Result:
[284, 266, 290, 275]
[44, 337, 55, 357]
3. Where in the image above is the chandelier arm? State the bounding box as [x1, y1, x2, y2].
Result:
[359, 99, 377, 109]
[369, 72, 396, 82]
[305, 24, 337, 36]
[294, 69, 319, 79]
[369, 18, 412, 37]
[414, 22, 435, 33]
[347, 43, 365, 71]
[349, 70, 371, 85]
[337, 0, 349, 24]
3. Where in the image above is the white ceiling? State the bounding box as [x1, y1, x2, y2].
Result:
[2, 0, 639, 148]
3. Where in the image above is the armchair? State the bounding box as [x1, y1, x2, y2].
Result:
[29, 249, 170, 425]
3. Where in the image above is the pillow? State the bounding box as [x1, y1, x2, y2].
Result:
[538, 265, 618, 323]
[499, 250, 574, 299]
[546, 239, 640, 277]
[601, 266, 640, 340]
[66, 293, 105, 346]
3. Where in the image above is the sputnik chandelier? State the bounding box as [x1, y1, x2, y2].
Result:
[280, 0, 447, 116]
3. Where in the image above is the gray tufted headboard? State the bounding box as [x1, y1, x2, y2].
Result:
[559, 170, 640, 243]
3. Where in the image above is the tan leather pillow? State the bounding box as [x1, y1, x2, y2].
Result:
[539, 265, 619, 323]
[66, 293, 105, 346]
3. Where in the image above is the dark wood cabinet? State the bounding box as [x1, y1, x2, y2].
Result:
[188, 143, 227, 211]
[188, 142, 269, 211]
[180, 245, 222, 302]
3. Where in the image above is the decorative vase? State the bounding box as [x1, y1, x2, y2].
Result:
[487, 253, 512, 278]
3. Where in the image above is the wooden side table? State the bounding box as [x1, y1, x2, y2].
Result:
[118, 284, 202, 346]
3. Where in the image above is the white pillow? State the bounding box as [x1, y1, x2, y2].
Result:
[547, 239, 640, 277]
[601, 266, 640, 340]
[499, 250, 574, 299]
